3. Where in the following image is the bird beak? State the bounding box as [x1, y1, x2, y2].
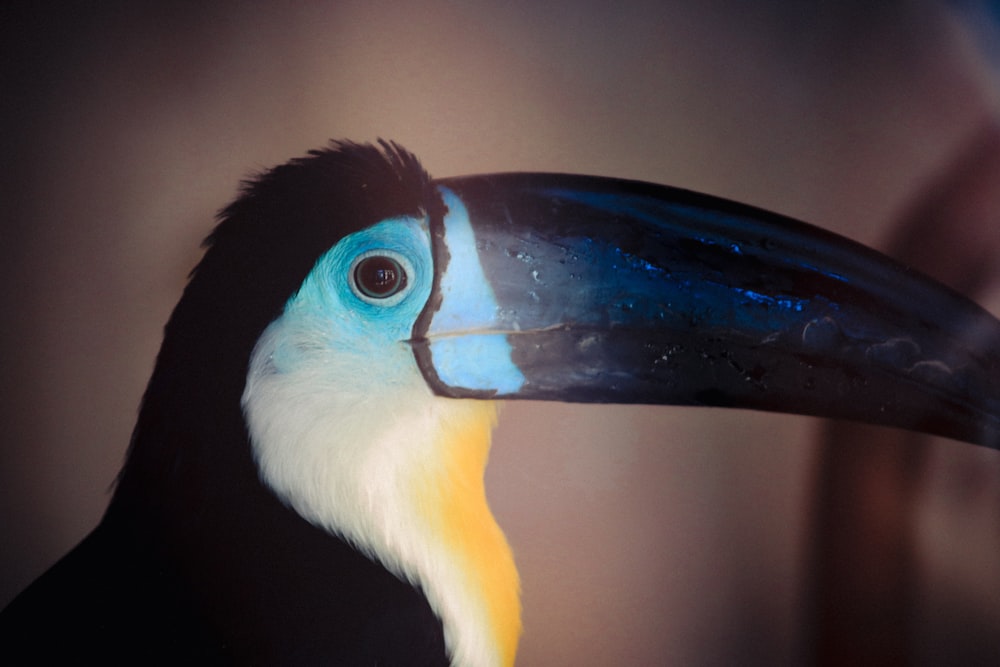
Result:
[411, 173, 1000, 449]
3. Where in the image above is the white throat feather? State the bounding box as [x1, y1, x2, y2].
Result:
[242, 320, 521, 667]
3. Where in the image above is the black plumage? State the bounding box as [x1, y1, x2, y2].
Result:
[1, 141, 452, 665]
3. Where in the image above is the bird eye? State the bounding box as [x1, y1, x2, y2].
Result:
[353, 254, 408, 300]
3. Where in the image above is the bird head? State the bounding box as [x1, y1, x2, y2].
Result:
[113, 140, 1000, 666]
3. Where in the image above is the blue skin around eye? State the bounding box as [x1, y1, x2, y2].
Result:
[273, 217, 434, 376]
[270, 206, 523, 395]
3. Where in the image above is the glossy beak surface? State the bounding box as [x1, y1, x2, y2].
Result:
[412, 173, 1000, 448]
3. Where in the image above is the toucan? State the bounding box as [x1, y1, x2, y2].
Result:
[2, 140, 998, 666]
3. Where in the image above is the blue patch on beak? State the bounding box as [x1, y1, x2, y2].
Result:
[424, 188, 525, 395]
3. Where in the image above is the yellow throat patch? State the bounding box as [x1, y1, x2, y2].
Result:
[413, 400, 521, 667]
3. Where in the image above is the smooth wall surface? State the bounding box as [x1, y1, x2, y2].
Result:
[3, 2, 999, 663]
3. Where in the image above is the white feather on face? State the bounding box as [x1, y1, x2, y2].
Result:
[241, 215, 520, 667]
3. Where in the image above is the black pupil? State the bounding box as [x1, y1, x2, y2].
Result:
[355, 256, 407, 299]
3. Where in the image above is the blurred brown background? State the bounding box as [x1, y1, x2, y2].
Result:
[2, 1, 999, 664]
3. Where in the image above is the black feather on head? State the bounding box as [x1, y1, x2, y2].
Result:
[4, 141, 453, 665]
[114, 139, 436, 515]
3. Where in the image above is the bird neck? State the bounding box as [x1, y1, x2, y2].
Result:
[243, 344, 521, 667]
[409, 400, 522, 667]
